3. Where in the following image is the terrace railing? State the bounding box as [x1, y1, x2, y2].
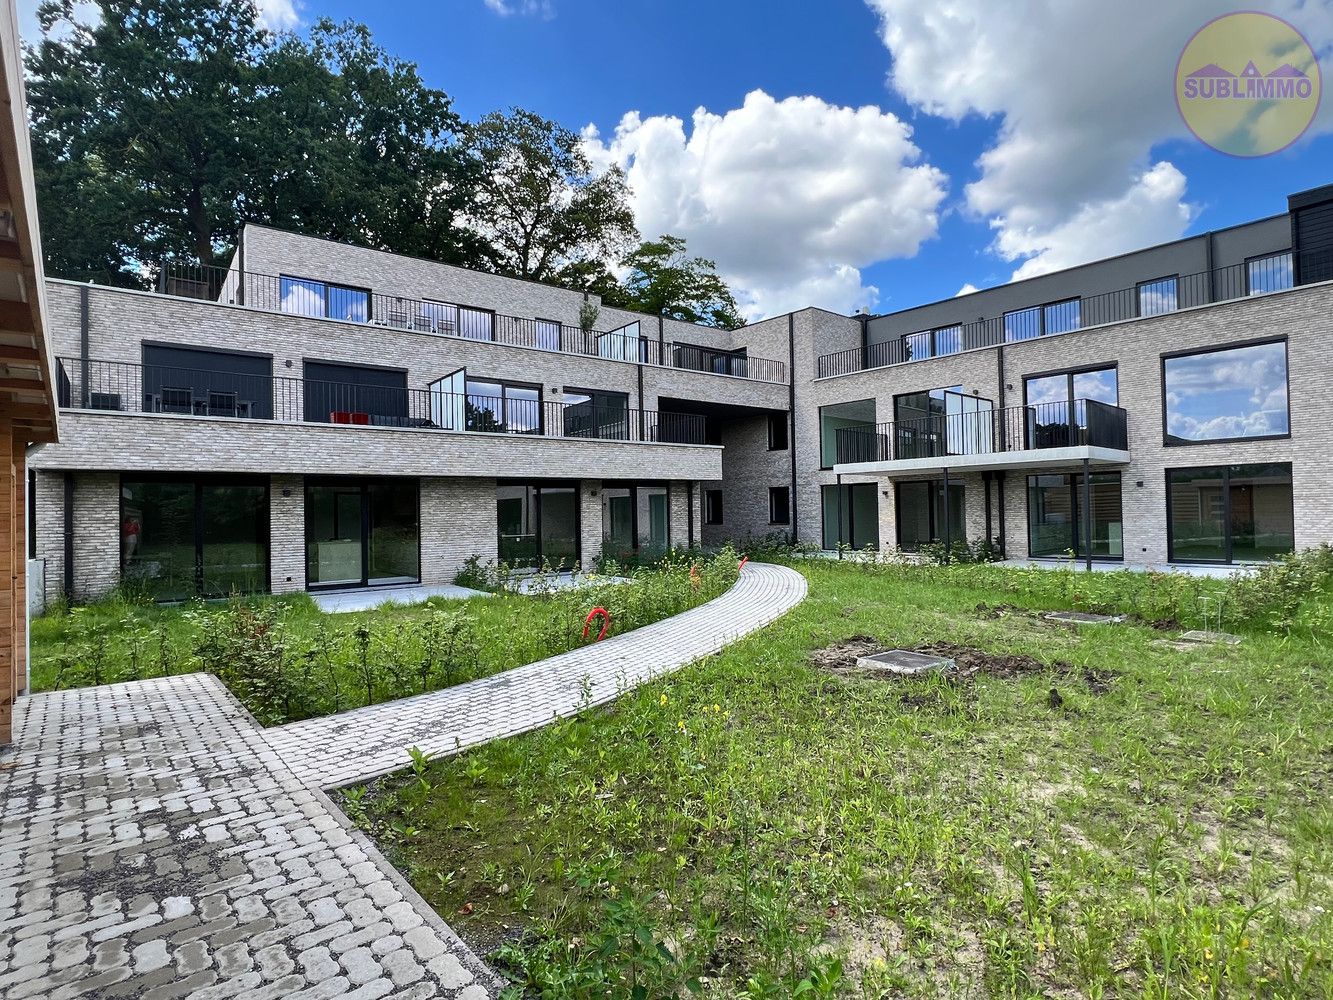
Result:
[156, 262, 788, 384]
[817, 249, 1326, 378]
[834, 398, 1128, 465]
[58, 357, 709, 445]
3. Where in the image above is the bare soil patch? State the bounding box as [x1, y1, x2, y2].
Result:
[811, 636, 1116, 693]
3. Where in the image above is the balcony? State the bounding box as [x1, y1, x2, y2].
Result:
[816, 249, 1319, 378]
[57, 357, 707, 444]
[833, 398, 1129, 476]
[157, 263, 788, 384]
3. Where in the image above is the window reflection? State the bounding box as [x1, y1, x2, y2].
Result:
[1163, 341, 1288, 443]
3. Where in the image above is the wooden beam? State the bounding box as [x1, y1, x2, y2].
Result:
[0, 376, 42, 390]
[0, 346, 39, 363]
[0, 402, 57, 420]
[0, 299, 34, 334]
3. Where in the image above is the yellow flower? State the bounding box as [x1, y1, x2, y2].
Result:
[659, 694, 668, 705]
[1240, 938, 1250, 950]
[1204, 948, 1214, 960]
[713, 704, 721, 713]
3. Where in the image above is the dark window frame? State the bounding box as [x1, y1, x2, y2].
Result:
[767, 412, 789, 451]
[820, 482, 880, 550]
[893, 479, 965, 552]
[495, 479, 582, 570]
[1024, 470, 1124, 562]
[278, 273, 373, 322]
[464, 377, 544, 434]
[457, 304, 498, 342]
[818, 398, 876, 470]
[768, 486, 790, 525]
[900, 324, 962, 360]
[1135, 274, 1180, 318]
[119, 472, 272, 600]
[1021, 362, 1120, 407]
[704, 489, 724, 525]
[1244, 251, 1295, 296]
[1159, 336, 1290, 447]
[1002, 296, 1083, 342]
[303, 476, 422, 591]
[1165, 463, 1295, 564]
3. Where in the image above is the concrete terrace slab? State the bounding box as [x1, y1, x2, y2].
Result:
[312, 584, 491, 614]
[0, 674, 503, 999]
[264, 561, 807, 790]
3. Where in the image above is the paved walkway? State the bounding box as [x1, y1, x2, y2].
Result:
[0, 674, 503, 999]
[265, 561, 806, 789]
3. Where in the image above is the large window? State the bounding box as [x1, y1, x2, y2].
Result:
[892, 386, 993, 459]
[280, 276, 369, 322]
[821, 483, 878, 551]
[902, 325, 962, 361]
[465, 379, 542, 434]
[1024, 366, 1119, 446]
[1167, 464, 1294, 563]
[1026, 472, 1123, 560]
[1162, 340, 1288, 444]
[563, 388, 630, 441]
[895, 480, 964, 552]
[1247, 252, 1294, 295]
[304, 361, 409, 426]
[142, 344, 273, 419]
[819, 399, 876, 468]
[121, 475, 269, 601]
[1003, 298, 1081, 343]
[306, 479, 419, 588]
[601, 483, 669, 559]
[497, 483, 578, 569]
[1137, 276, 1179, 317]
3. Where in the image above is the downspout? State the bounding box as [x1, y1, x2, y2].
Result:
[787, 313, 798, 544]
[636, 364, 645, 441]
[1082, 459, 1093, 573]
[62, 472, 74, 601]
[657, 315, 665, 366]
[79, 285, 90, 407]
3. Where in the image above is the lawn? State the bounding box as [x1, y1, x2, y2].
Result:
[347, 552, 1333, 999]
[29, 546, 739, 725]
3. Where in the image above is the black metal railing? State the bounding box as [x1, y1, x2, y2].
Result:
[156, 262, 788, 384]
[817, 249, 1323, 378]
[834, 398, 1128, 465]
[58, 357, 709, 445]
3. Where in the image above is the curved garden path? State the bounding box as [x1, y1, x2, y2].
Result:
[264, 561, 807, 789]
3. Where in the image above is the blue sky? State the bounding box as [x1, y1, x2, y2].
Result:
[20, 0, 1333, 319]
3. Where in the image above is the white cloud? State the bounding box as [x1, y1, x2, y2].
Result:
[866, 0, 1333, 279]
[254, 0, 302, 32]
[16, 0, 300, 41]
[484, 0, 554, 18]
[955, 282, 978, 297]
[583, 89, 948, 319]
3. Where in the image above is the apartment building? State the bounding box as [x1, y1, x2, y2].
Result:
[25, 183, 1333, 605]
[28, 224, 793, 602]
[805, 183, 1333, 569]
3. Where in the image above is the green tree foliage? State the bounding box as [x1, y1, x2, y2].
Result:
[26, 3, 477, 282]
[609, 234, 746, 329]
[465, 108, 638, 285]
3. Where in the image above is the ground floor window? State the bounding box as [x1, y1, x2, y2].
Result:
[1027, 471, 1123, 560]
[121, 475, 269, 601]
[1167, 463, 1294, 563]
[306, 478, 419, 588]
[497, 482, 579, 569]
[895, 480, 964, 552]
[704, 489, 723, 525]
[602, 482, 670, 560]
[769, 486, 790, 525]
[821, 483, 878, 551]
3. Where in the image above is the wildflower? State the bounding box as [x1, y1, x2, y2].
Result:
[659, 693, 668, 705]
[713, 704, 721, 713]
[1240, 938, 1250, 949]
[1204, 948, 1214, 960]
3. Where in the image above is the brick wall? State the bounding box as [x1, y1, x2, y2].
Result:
[420, 477, 498, 584]
[269, 475, 304, 593]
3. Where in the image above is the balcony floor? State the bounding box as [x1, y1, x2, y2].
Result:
[834, 444, 1131, 478]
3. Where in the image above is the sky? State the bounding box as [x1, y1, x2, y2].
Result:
[17, 0, 1333, 322]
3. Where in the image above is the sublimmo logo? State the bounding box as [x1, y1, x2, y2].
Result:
[1176, 11, 1321, 157]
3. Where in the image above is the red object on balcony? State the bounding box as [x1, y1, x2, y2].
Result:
[330, 411, 371, 425]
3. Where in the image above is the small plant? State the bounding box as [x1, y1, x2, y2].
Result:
[407, 745, 435, 792]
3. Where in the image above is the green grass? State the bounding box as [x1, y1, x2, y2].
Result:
[348, 556, 1333, 999]
[30, 547, 739, 726]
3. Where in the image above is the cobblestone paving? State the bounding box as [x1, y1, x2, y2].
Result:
[0, 674, 504, 999]
[266, 562, 806, 789]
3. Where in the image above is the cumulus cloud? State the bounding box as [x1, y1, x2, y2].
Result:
[866, 0, 1333, 279]
[955, 283, 978, 297]
[583, 89, 948, 319]
[254, 0, 302, 32]
[484, 0, 554, 18]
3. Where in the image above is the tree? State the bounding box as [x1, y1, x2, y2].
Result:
[245, 20, 481, 267]
[613, 234, 746, 330]
[464, 108, 638, 284]
[28, 0, 270, 279]
[26, 3, 480, 282]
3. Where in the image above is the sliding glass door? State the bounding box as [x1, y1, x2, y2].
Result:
[820, 483, 879, 551]
[496, 483, 580, 569]
[121, 475, 269, 601]
[306, 478, 419, 588]
[1026, 472, 1123, 560]
[895, 480, 965, 552]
